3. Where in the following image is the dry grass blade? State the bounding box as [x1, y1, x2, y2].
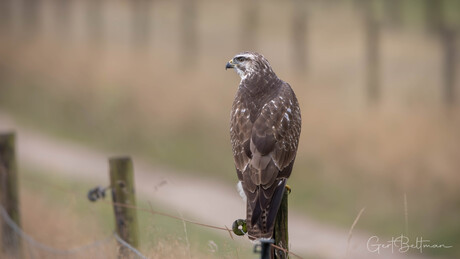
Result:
[346, 207, 365, 257]
[404, 193, 409, 236]
[224, 225, 234, 240]
[105, 200, 308, 258]
[177, 210, 192, 259]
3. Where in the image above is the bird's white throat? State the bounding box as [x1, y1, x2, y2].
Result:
[236, 67, 255, 83]
[236, 69, 248, 82]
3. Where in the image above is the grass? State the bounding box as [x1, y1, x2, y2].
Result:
[16, 167, 254, 259]
[2, 61, 459, 259]
[1, 0, 459, 257]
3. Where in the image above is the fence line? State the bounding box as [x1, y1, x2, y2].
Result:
[0, 205, 146, 258]
[100, 200, 304, 259]
[101, 200, 232, 234]
[1, 175, 305, 259]
[14, 169, 306, 258]
[21, 174, 305, 258]
[1, 193, 304, 259]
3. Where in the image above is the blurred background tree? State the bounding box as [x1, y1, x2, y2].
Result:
[0, 0, 459, 257]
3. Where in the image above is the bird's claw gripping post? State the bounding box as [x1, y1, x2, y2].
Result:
[285, 184, 292, 194]
[232, 219, 247, 236]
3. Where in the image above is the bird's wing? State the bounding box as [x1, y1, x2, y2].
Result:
[268, 83, 302, 176]
[251, 83, 301, 177]
[230, 97, 252, 181]
[245, 83, 302, 238]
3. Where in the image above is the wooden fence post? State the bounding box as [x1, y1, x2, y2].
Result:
[240, 0, 259, 50]
[384, 0, 401, 27]
[291, 0, 308, 72]
[55, 0, 73, 40]
[131, 0, 152, 47]
[441, 28, 457, 107]
[22, 0, 41, 37]
[0, 132, 21, 256]
[86, 0, 104, 44]
[425, 0, 443, 32]
[272, 188, 289, 259]
[0, 0, 12, 33]
[364, 0, 381, 105]
[109, 157, 139, 258]
[180, 0, 197, 66]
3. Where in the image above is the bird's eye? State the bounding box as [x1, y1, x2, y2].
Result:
[235, 57, 245, 62]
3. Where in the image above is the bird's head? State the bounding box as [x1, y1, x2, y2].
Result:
[226, 52, 274, 81]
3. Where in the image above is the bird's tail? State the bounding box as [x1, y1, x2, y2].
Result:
[247, 179, 286, 240]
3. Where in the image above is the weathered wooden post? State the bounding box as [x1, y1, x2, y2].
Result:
[272, 188, 289, 259]
[364, 0, 381, 105]
[425, 0, 443, 32]
[384, 0, 401, 27]
[0, 0, 12, 33]
[109, 157, 139, 258]
[181, 0, 197, 66]
[131, 0, 152, 47]
[291, 0, 308, 73]
[441, 28, 457, 107]
[55, 0, 73, 40]
[425, 0, 458, 108]
[0, 132, 21, 256]
[22, 0, 41, 37]
[240, 0, 259, 50]
[86, 0, 104, 44]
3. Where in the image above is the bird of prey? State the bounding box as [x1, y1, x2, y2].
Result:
[226, 52, 301, 239]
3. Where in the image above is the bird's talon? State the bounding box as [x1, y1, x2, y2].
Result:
[285, 185, 291, 194]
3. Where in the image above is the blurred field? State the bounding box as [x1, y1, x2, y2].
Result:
[0, 168, 252, 259]
[0, 0, 459, 258]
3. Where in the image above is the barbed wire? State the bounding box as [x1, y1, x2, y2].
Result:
[10, 172, 305, 258]
[0, 205, 147, 258]
[102, 200, 304, 259]
[104, 200, 231, 232]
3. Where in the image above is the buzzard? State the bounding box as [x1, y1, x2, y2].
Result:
[226, 52, 301, 239]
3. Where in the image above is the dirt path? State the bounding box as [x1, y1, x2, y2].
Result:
[0, 112, 429, 259]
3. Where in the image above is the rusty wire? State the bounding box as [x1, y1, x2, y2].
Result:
[19, 175, 305, 258]
[102, 200, 304, 259]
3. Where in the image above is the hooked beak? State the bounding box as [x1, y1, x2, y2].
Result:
[225, 59, 234, 70]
